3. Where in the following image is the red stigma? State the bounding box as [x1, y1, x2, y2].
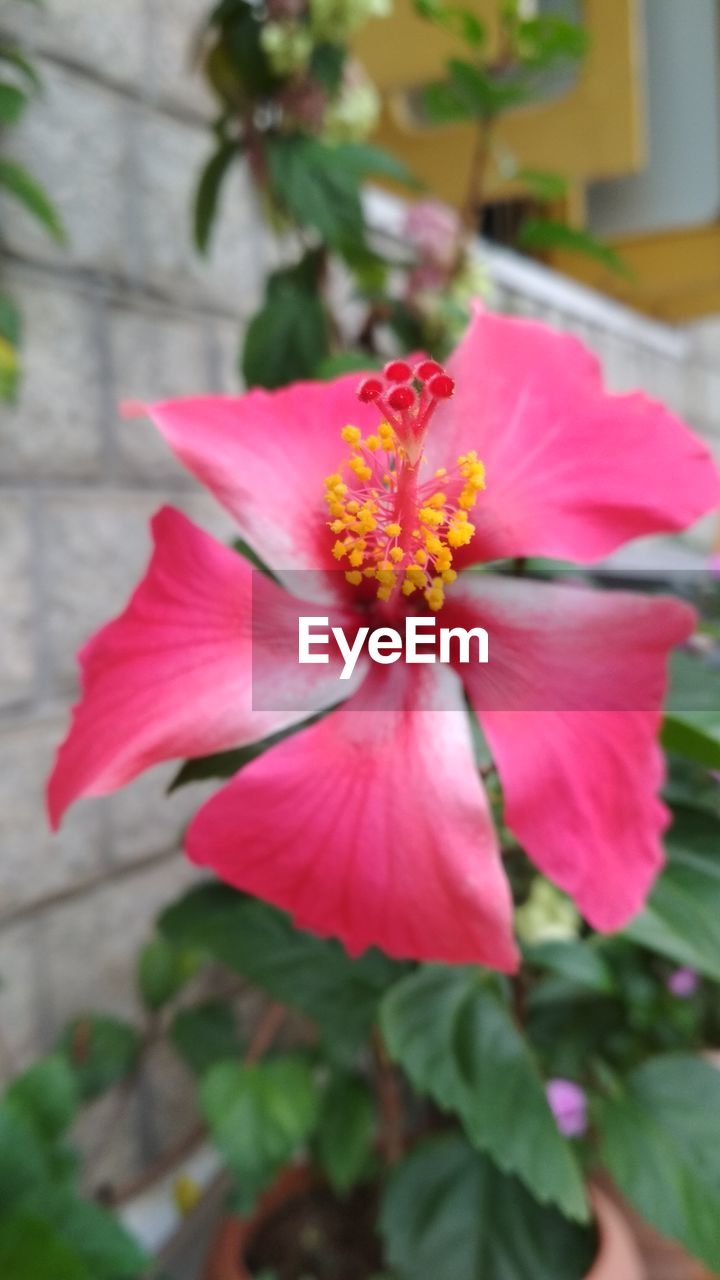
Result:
[414, 359, 443, 382]
[388, 384, 415, 411]
[357, 377, 383, 403]
[384, 359, 413, 383]
[355, 358, 454, 454]
[427, 372, 455, 399]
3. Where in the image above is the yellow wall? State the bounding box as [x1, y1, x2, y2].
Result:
[355, 0, 645, 208]
[547, 223, 720, 323]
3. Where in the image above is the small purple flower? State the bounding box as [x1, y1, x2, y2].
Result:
[404, 199, 462, 271]
[666, 967, 699, 998]
[546, 1079, 588, 1138]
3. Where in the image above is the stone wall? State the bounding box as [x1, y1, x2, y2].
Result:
[0, 0, 268, 1180]
[1, 1, 718, 1187]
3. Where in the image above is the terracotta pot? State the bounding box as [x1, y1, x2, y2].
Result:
[203, 1171, 644, 1280]
[203, 1166, 315, 1280]
[586, 1186, 645, 1280]
[593, 1176, 718, 1280]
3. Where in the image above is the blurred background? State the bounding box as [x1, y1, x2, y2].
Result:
[1, 1, 720, 1277]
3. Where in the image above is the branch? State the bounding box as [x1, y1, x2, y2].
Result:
[372, 1027, 405, 1165]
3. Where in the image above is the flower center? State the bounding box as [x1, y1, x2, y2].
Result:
[323, 359, 485, 610]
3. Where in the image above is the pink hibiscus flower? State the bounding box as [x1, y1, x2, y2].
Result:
[47, 305, 719, 970]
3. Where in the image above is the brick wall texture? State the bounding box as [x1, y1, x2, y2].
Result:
[1, 0, 719, 1190]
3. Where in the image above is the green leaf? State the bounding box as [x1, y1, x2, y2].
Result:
[514, 15, 588, 69]
[137, 935, 194, 1010]
[337, 239, 390, 292]
[309, 42, 346, 92]
[515, 168, 568, 201]
[17, 1189, 147, 1280]
[6, 1054, 78, 1141]
[329, 141, 420, 190]
[0, 81, 28, 124]
[193, 141, 237, 253]
[380, 967, 587, 1219]
[314, 1074, 375, 1194]
[0, 293, 21, 347]
[380, 1134, 596, 1280]
[266, 134, 364, 247]
[0, 47, 42, 93]
[232, 536, 280, 582]
[449, 58, 529, 118]
[380, 965, 471, 1111]
[171, 1000, 242, 1076]
[413, 0, 486, 47]
[518, 218, 627, 275]
[523, 940, 614, 994]
[242, 256, 329, 389]
[315, 351, 379, 379]
[453, 982, 587, 1218]
[622, 805, 720, 981]
[421, 79, 475, 125]
[664, 755, 720, 821]
[661, 651, 720, 768]
[168, 703, 338, 792]
[0, 1217, 90, 1280]
[160, 885, 404, 1055]
[200, 1055, 319, 1211]
[598, 1054, 720, 1271]
[422, 62, 528, 125]
[58, 1015, 142, 1100]
[0, 1103, 59, 1208]
[0, 158, 65, 242]
[0, 339, 19, 402]
[0, 293, 22, 403]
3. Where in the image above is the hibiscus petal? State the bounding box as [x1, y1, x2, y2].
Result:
[434, 304, 719, 564]
[446, 573, 696, 929]
[142, 376, 379, 593]
[47, 507, 358, 829]
[185, 664, 519, 969]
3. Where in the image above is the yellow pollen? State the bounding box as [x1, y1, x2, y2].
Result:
[349, 457, 372, 481]
[325, 414, 485, 608]
[419, 507, 444, 527]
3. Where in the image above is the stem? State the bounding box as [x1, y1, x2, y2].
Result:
[394, 459, 421, 546]
[244, 1001, 286, 1064]
[461, 118, 494, 234]
[372, 1028, 404, 1166]
[103, 998, 287, 1207]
